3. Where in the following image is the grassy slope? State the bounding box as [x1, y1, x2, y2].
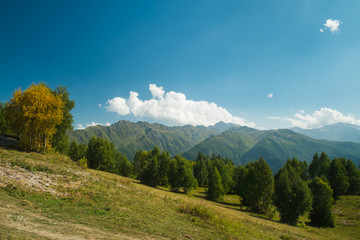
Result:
[1, 148, 359, 240]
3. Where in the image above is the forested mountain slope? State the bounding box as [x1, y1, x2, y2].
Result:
[69, 120, 234, 160]
[184, 127, 360, 173]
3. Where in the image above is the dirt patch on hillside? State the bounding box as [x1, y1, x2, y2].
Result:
[0, 164, 61, 195]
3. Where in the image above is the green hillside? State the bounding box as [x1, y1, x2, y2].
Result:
[182, 127, 258, 161]
[184, 128, 360, 173]
[69, 120, 229, 161]
[70, 121, 360, 173]
[1, 147, 360, 239]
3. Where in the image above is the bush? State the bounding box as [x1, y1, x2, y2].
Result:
[178, 204, 213, 221]
[78, 157, 88, 169]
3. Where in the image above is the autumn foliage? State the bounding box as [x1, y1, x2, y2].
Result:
[6, 84, 64, 151]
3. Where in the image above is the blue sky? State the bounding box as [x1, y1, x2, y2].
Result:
[1, 0, 360, 130]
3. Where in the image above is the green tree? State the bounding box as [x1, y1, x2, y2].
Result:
[114, 151, 132, 177]
[285, 158, 309, 180]
[136, 147, 162, 187]
[51, 86, 75, 154]
[169, 155, 196, 193]
[346, 159, 360, 195]
[274, 164, 312, 225]
[329, 158, 349, 200]
[233, 165, 246, 197]
[157, 151, 171, 187]
[68, 141, 87, 161]
[207, 167, 224, 202]
[193, 153, 209, 187]
[86, 137, 115, 172]
[309, 177, 335, 227]
[239, 158, 274, 213]
[213, 158, 234, 194]
[309, 152, 331, 180]
[132, 150, 148, 178]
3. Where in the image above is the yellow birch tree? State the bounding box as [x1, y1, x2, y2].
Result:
[6, 83, 64, 152]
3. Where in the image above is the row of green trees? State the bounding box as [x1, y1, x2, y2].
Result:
[309, 152, 360, 198]
[122, 148, 359, 227]
[132, 147, 197, 193]
[68, 137, 132, 177]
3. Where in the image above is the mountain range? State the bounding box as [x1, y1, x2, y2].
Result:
[69, 120, 235, 161]
[69, 121, 360, 172]
[292, 123, 360, 143]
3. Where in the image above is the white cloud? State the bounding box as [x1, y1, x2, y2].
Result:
[284, 107, 360, 129]
[98, 104, 102, 107]
[267, 93, 274, 98]
[323, 19, 341, 33]
[76, 124, 85, 130]
[106, 97, 130, 115]
[86, 122, 111, 128]
[268, 116, 281, 120]
[105, 84, 255, 127]
[76, 122, 112, 130]
[149, 84, 165, 99]
[320, 28, 324, 33]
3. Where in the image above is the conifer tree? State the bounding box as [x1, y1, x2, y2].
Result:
[309, 152, 331, 180]
[329, 158, 349, 200]
[207, 167, 224, 202]
[193, 153, 209, 187]
[239, 158, 274, 213]
[310, 177, 335, 227]
[274, 164, 312, 225]
[346, 159, 360, 195]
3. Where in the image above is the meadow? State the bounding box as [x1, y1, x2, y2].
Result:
[0, 147, 359, 240]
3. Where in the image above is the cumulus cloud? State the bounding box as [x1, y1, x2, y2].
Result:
[105, 84, 255, 127]
[267, 93, 274, 98]
[284, 108, 360, 129]
[320, 19, 341, 33]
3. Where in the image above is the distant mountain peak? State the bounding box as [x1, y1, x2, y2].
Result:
[292, 122, 360, 143]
